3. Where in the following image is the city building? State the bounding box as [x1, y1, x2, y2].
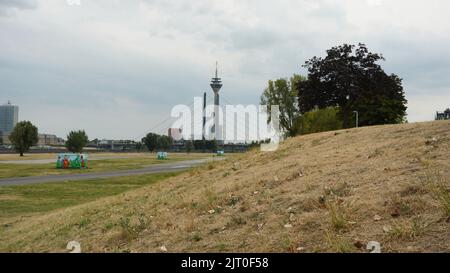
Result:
[37, 134, 64, 146]
[168, 128, 183, 141]
[0, 101, 19, 136]
[88, 139, 138, 151]
[0, 101, 19, 145]
[436, 108, 450, 120]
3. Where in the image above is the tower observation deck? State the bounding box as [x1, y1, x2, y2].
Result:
[210, 62, 223, 106]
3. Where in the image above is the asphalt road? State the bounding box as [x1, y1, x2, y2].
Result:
[0, 159, 211, 186]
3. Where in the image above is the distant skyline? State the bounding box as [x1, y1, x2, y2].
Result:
[1, 0, 450, 139]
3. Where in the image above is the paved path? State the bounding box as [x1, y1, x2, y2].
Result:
[0, 159, 212, 186]
[0, 155, 132, 165]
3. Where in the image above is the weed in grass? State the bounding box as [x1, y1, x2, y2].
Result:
[191, 233, 202, 242]
[214, 207, 224, 214]
[324, 182, 351, 198]
[249, 211, 264, 222]
[118, 214, 149, 241]
[422, 170, 450, 219]
[239, 203, 249, 212]
[76, 218, 91, 229]
[216, 243, 228, 252]
[189, 201, 199, 210]
[226, 215, 247, 229]
[202, 187, 218, 210]
[389, 195, 414, 217]
[326, 199, 349, 232]
[209, 227, 221, 235]
[325, 231, 356, 253]
[185, 214, 196, 233]
[295, 197, 320, 213]
[368, 148, 383, 159]
[104, 221, 115, 231]
[400, 185, 427, 197]
[280, 234, 297, 253]
[388, 217, 428, 240]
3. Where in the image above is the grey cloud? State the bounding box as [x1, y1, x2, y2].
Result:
[0, 0, 37, 9]
[1, 0, 449, 138]
[0, 0, 37, 16]
[365, 29, 450, 94]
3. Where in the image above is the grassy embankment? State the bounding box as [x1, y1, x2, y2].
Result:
[0, 121, 449, 253]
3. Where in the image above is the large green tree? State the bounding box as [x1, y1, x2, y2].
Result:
[298, 43, 407, 128]
[66, 130, 89, 153]
[157, 135, 173, 151]
[8, 121, 39, 156]
[142, 133, 159, 152]
[261, 74, 306, 137]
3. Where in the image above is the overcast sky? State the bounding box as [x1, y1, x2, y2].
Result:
[1, 0, 449, 140]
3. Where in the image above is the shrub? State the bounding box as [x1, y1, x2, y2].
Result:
[293, 107, 343, 135]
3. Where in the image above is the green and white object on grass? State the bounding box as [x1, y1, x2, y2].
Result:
[157, 152, 168, 160]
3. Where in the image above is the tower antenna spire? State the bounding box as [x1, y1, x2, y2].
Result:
[215, 61, 218, 78]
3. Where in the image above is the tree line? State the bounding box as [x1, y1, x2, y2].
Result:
[141, 133, 219, 153]
[6, 123, 221, 157]
[261, 43, 408, 137]
[7, 123, 90, 156]
[141, 133, 173, 152]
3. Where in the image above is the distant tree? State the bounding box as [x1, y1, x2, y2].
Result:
[8, 121, 39, 156]
[299, 43, 407, 128]
[0, 132, 3, 145]
[210, 139, 218, 153]
[193, 139, 218, 152]
[185, 140, 194, 153]
[261, 74, 306, 137]
[142, 133, 159, 152]
[157, 135, 173, 151]
[135, 142, 143, 151]
[193, 140, 204, 151]
[66, 130, 89, 153]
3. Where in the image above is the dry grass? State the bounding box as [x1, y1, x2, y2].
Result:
[0, 121, 449, 253]
[422, 170, 450, 220]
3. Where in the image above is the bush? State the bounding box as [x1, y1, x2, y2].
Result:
[294, 107, 343, 135]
